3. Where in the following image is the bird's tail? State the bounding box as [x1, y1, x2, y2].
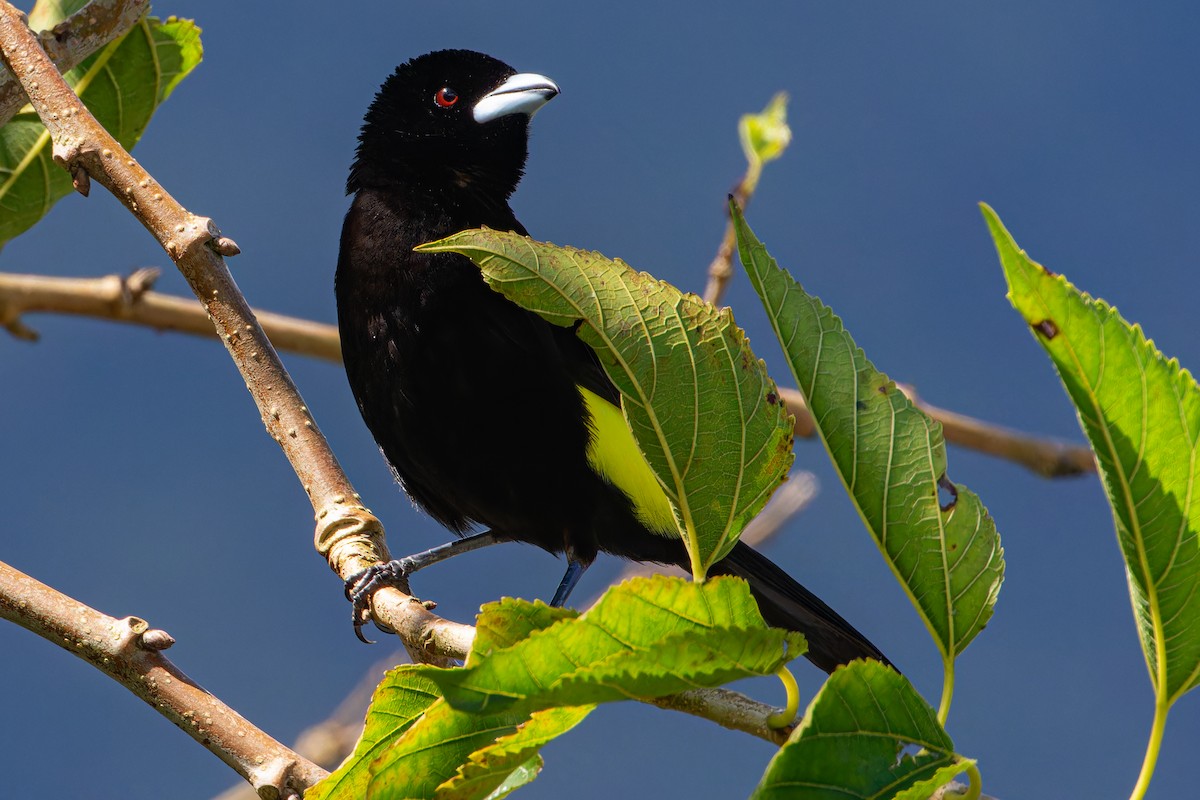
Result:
[709, 541, 893, 674]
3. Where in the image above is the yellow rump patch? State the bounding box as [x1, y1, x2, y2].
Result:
[579, 386, 680, 538]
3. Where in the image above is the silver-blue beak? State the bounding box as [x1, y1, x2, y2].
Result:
[473, 72, 560, 123]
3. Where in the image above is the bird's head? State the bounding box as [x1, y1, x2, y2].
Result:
[349, 49, 559, 200]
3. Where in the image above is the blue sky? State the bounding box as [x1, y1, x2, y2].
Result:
[4, 2, 1200, 797]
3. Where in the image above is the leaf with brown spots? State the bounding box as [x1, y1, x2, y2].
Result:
[988, 203, 1200, 704]
[734, 204, 1004, 720]
[418, 230, 794, 579]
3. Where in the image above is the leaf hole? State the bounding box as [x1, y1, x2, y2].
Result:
[937, 474, 958, 512]
[894, 742, 922, 767]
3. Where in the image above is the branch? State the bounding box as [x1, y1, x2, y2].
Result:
[702, 152, 758, 306]
[211, 655, 400, 800]
[0, 559, 328, 799]
[778, 386, 1095, 478]
[0, 0, 150, 127]
[650, 687, 791, 744]
[0, 268, 1097, 478]
[0, 267, 343, 359]
[0, 268, 1090, 484]
[915, 393, 1096, 477]
[0, 0, 467, 681]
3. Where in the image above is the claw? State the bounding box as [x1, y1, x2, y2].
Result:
[344, 561, 410, 644]
[353, 612, 375, 645]
[342, 533, 506, 643]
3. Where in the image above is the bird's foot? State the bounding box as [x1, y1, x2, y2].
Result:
[345, 558, 418, 644]
[343, 531, 507, 642]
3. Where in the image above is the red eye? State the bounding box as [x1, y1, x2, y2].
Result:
[434, 87, 459, 108]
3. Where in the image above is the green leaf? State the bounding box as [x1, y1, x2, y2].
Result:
[986, 204, 1200, 703]
[310, 667, 592, 800]
[476, 758, 541, 800]
[417, 231, 794, 579]
[315, 577, 795, 800]
[306, 670, 443, 800]
[423, 575, 803, 715]
[468, 597, 576, 664]
[366, 701, 574, 800]
[750, 661, 971, 800]
[27, 0, 90, 31]
[733, 205, 1004, 717]
[433, 707, 591, 800]
[890, 761, 978, 800]
[0, 14, 203, 248]
[316, 577, 799, 799]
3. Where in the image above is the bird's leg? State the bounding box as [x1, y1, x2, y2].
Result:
[345, 529, 504, 642]
[549, 548, 590, 607]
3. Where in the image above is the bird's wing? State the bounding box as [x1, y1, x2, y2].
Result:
[553, 322, 621, 406]
[490, 208, 622, 407]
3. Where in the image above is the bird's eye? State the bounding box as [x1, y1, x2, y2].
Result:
[434, 87, 459, 108]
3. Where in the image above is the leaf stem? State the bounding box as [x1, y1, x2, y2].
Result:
[1129, 697, 1169, 800]
[937, 659, 955, 725]
[766, 665, 801, 729]
[958, 761, 983, 800]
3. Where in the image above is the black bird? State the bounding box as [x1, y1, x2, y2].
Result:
[336, 49, 890, 673]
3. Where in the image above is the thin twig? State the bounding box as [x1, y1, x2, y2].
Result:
[0, 0, 150, 127]
[703, 165, 756, 305]
[0, 559, 328, 799]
